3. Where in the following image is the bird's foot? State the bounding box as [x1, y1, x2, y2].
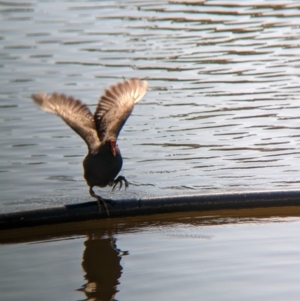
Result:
[111, 176, 129, 191]
[89, 187, 115, 217]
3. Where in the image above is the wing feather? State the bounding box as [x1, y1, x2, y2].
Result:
[31, 93, 100, 153]
[94, 78, 148, 142]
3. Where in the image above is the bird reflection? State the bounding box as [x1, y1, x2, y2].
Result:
[78, 234, 126, 301]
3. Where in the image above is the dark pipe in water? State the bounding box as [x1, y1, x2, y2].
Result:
[1, 189, 300, 230]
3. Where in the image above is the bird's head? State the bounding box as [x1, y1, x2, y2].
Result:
[110, 139, 117, 157]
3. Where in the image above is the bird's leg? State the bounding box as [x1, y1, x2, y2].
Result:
[89, 187, 111, 217]
[112, 175, 129, 191]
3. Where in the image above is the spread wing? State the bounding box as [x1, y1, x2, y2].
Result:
[94, 78, 148, 142]
[31, 93, 101, 153]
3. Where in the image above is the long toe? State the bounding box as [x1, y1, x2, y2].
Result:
[112, 176, 129, 191]
[89, 187, 110, 216]
[97, 198, 110, 216]
[112, 180, 122, 191]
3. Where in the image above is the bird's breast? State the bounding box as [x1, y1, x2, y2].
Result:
[83, 148, 123, 188]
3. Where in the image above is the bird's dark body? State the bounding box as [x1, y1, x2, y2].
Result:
[83, 144, 122, 188]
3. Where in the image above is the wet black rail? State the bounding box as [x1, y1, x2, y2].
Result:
[1, 190, 300, 230]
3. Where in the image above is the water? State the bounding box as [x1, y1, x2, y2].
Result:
[2, 208, 300, 301]
[1, 0, 300, 212]
[2, 2, 300, 300]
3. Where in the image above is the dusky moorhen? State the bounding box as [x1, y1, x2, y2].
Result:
[32, 78, 148, 215]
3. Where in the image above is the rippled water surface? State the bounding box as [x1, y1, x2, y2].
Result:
[1, 0, 300, 212]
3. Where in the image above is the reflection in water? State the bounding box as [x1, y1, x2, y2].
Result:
[2, 209, 300, 301]
[80, 234, 124, 301]
[3, 208, 300, 301]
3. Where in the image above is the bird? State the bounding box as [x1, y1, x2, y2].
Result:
[31, 78, 148, 216]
